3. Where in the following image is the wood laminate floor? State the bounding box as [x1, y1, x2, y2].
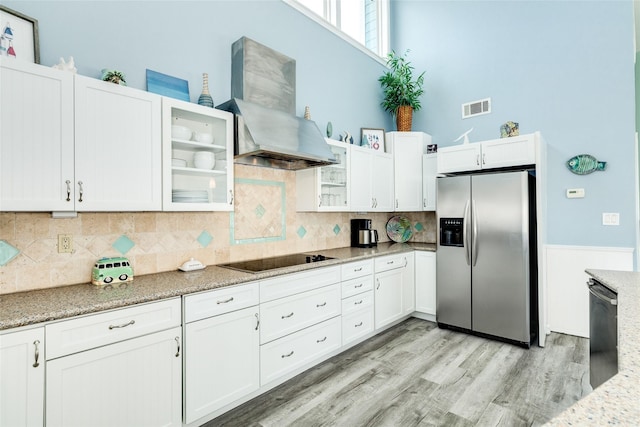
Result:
[206, 318, 590, 427]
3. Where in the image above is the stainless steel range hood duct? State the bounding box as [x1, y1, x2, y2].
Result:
[218, 37, 337, 170]
[218, 98, 336, 170]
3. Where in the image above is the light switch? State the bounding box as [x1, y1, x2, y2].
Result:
[566, 188, 584, 198]
[602, 213, 620, 226]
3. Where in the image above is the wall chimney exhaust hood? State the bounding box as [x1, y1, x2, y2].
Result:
[218, 36, 336, 170]
[218, 98, 337, 170]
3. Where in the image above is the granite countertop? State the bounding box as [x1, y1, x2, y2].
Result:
[547, 269, 640, 426]
[0, 242, 435, 331]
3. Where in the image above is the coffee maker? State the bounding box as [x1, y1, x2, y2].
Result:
[351, 219, 379, 248]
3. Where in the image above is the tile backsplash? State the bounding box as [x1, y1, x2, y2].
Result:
[0, 165, 435, 294]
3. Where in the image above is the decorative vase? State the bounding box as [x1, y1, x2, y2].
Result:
[197, 73, 214, 108]
[396, 105, 413, 131]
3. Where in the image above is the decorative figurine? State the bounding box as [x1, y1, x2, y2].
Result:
[91, 256, 134, 286]
[52, 56, 77, 73]
[304, 106, 311, 120]
[339, 131, 354, 144]
[566, 154, 607, 175]
[101, 69, 127, 86]
[326, 121, 333, 138]
[500, 121, 519, 138]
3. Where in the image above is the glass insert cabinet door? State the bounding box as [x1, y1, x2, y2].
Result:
[319, 142, 348, 210]
[162, 98, 234, 211]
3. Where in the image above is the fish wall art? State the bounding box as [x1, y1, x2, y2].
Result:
[566, 154, 606, 175]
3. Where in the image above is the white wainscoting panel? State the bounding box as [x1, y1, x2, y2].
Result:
[545, 245, 633, 338]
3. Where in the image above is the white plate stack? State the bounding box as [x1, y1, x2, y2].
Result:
[172, 189, 209, 203]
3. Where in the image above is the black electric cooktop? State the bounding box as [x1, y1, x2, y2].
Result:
[219, 253, 334, 273]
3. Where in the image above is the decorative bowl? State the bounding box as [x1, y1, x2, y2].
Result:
[193, 151, 215, 170]
[171, 125, 192, 140]
[193, 132, 214, 144]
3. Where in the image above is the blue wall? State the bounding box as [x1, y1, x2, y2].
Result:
[4, 0, 392, 141]
[392, 0, 636, 250]
[4, 0, 637, 252]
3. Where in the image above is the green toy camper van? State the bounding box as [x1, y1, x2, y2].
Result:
[91, 257, 134, 285]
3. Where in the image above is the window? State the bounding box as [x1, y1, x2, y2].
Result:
[284, 0, 389, 62]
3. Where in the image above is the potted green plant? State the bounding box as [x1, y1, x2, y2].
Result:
[378, 50, 425, 131]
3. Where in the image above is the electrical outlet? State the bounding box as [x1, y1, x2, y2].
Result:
[58, 234, 73, 253]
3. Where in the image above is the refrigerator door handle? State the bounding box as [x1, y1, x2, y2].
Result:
[463, 200, 471, 265]
[472, 199, 479, 266]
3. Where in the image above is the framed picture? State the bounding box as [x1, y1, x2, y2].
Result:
[0, 6, 39, 63]
[361, 128, 385, 152]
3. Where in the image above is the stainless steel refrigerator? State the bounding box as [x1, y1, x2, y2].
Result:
[436, 170, 537, 347]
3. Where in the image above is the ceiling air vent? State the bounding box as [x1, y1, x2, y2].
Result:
[462, 97, 491, 119]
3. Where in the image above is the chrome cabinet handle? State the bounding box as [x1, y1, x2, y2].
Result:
[316, 336, 327, 343]
[387, 260, 394, 265]
[376, 278, 380, 290]
[355, 321, 363, 327]
[77, 181, 84, 202]
[281, 350, 294, 358]
[255, 313, 260, 330]
[354, 283, 363, 288]
[482, 153, 486, 165]
[216, 296, 234, 304]
[476, 154, 480, 165]
[354, 267, 362, 272]
[281, 312, 294, 319]
[403, 257, 408, 267]
[65, 180, 71, 202]
[354, 300, 363, 305]
[33, 340, 40, 367]
[316, 302, 327, 308]
[108, 320, 135, 330]
[395, 199, 399, 209]
[318, 195, 322, 207]
[229, 190, 234, 205]
[423, 198, 427, 208]
[175, 336, 180, 357]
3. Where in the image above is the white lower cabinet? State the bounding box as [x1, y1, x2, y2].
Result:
[415, 251, 437, 316]
[260, 316, 341, 385]
[46, 326, 182, 427]
[341, 291, 374, 345]
[45, 298, 182, 427]
[182, 283, 260, 424]
[374, 253, 415, 330]
[0, 328, 44, 427]
[184, 306, 260, 424]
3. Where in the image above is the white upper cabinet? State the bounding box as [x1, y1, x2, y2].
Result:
[74, 75, 162, 211]
[437, 133, 537, 174]
[0, 58, 74, 211]
[387, 131, 431, 211]
[296, 139, 349, 211]
[422, 153, 437, 211]
[0, 59, 162, 212]
[349, 144, 394, 212]
[162, 98, 234, 211]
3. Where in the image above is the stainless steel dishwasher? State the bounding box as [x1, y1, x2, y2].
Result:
[588, 279, 618, 389]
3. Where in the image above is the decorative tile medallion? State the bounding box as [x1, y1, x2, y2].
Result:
[0, 240, 20, 266]
[333, 224, 341, 235]
[297, 226, 307, 238]
[112, 235, 135, 255]
[197, 231, 213, 248]
[231, 178, 286, 245]
[415, 222, 424, 232]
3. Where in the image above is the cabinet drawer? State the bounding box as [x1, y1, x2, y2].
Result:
[260, 266, 340, 303]
[184, 282, 259, 323]
[375, 253, 409, 273]
[341, 291, 373, 316]
[46, 298, 181, 360]
[342, 307, 374, 346]
[341, 275, 374, 299]
[260, 284, 340, 344]
[260, 316, 341, 385]
[341, 259, 373, 281]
